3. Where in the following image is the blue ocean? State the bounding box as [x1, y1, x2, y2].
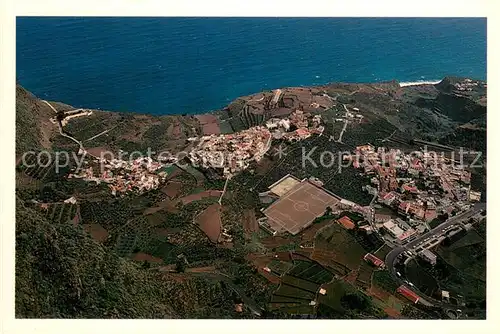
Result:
[16, 17, 486, 115]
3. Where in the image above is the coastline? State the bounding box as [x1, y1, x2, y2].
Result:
[399, 80, 442, 87]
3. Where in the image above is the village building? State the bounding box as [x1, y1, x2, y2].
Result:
[397, 285, 420, 304]
[419, 249, 437, 265]
[363, 253, 385, 268]
[337, 216, 356, 229]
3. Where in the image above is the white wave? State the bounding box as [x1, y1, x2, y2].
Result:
[399, 80, 442, 87]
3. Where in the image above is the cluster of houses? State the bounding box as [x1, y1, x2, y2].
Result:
[265, 110, 325, 141]
[344, 143, 482, 243]
[453, 78, 483, 92]
[187, 126, 272, 177]
[68, 156, 168, 195]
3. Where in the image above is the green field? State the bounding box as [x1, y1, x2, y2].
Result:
[356, 262, 375, 288]
[372, 270, 399, 293]
[437, 229, 486, 282]
[274, 284, 316, 300]
[373, 244, 392, 261]
[287, 259, 335, 284]
[270, 295, 310, 304]
[281, 275, 320, 293]
[267, 260, 294, 276]
[317, 280, 352, 313]
[288, 260, 313, 276]
[314, 223, 366, 270]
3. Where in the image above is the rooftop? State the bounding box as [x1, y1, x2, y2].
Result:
[337, 216, 355, 229]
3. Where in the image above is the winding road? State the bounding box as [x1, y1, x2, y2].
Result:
[385, 202, 486, 309]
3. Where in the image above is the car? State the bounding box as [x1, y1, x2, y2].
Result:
[396, 272, 401, 277]
[408, 282, 415, 287]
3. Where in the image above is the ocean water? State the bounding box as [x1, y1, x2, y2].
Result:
[16, 17, 486, 115]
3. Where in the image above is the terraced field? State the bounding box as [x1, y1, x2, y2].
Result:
[313, 223, 366, 271]
[287, 260, 334, 284]
[269, 258, 335, 316]
[44, 203, 78, 224]
[276, 282, 315, 298]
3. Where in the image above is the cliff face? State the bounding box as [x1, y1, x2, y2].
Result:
[415, 77, 486, 124]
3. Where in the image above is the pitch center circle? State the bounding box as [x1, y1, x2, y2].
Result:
[294, 201, 309, 212]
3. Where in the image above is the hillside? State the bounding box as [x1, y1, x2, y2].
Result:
[15, 85, 57, 156]
[14, 77, 487, 319]
[15, 198, 180, 318]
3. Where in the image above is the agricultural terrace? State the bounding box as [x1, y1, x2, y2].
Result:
[269, 259, 334, 315]
[312, 223, 366, 272]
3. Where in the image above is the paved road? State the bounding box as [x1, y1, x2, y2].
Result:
[385, 202, 486, 308]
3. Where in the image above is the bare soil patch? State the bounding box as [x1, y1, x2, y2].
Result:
[86, 146, 110, 157]
[342, 269, 359, 284]
[301, 220, 333, 242]
[258, 269, 281, 284]
[195, 114, 221, 135]
[383, 307, 402, 319]
[83, 223, 109, 243]
[161, 181, 183, 199]
[180, 190, 222, 205]
[254, 156, 274, 175]
[242, 209, 258, 235]
[261, 236, 292, 249]
[144, 198, 180, 216]
[132, 252, 163, 263]
[368, 285, 393, 302]
[195, 203, 222, 243]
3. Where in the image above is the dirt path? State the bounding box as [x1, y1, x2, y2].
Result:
[84, 125, 118, 142]
[337, 119, 348, 143]
[218, 176, 230, 205]
[42, 100, 88, 154]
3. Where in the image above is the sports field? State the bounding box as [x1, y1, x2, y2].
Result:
[263, 181, 340, 235]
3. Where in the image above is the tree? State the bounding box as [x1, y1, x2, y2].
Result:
[175, 259, 185, 273]
[341, 292, 370, 311]
[324, 206, 333, 216]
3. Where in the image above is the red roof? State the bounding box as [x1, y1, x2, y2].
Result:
[397, 285, 420, 303]
[337, 216, 355, 229]
[399, 202, 410, 211]
[383, 192, 396, 201]
[398, 229, 416, 240]
[403, 184, 418, 193]
[364, 253, 384, 267]
[296, 128, 310, 136]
